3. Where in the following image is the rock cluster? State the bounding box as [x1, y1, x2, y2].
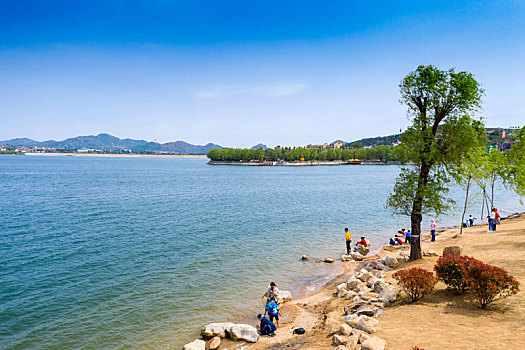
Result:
[330, 256, 400, 349]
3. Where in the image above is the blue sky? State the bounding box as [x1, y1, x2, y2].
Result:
[1, 1, 524, 147]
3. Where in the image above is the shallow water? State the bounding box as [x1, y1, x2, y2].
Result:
[1, 156, 522, 349]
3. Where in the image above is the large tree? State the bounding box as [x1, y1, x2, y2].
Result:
[387, 65, 484, 260]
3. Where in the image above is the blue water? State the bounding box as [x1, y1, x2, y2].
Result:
[1, 156, 523, 349]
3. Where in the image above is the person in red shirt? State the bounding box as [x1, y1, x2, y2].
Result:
[356, 236, 368, 247]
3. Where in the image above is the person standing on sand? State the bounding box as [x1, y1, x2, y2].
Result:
[494, 208, 501, 231]
[257, 314, 276, 336]
[345, 227, 352, 254]
[488, 208, 496, 232]
[264, 297, 281, 327]
[262, 282, 279, 304]
[405, 230, 411, 244]
[430, 219, 437, 242]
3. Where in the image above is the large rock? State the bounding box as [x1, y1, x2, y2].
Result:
[442, 246, 463, 257]
[202, 323, 234, 338]
[350, 252, 365, 261]
[337, 283, 348, 292]
[344, 314, 360, 328]
[338, 289, 348, 298]
[323, 257, 335, 263]
[358, 333, 371, 344]
[341, 254, 354, 262]
[333, 334, 347, 346]
[383, 256, 398, 267]
[347, 335, 359, 349]
[276, 290, 292, 304]
[356, 316, 378, 334]
[377, 285, 397, 303]
[361, 336, 387, 350]
[228, 324, 259, 343]
[206, 337, 221, 350]
[340, 323, 352, 336]
[345, 290, 358, 300]
[183, 339, 206, 350]
[366, 276, 379, 288]
[373, 280, 386, 293]
[358, 271, 372, 282]
[346, 276, 359, 290]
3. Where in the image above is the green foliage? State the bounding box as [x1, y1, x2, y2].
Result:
[207, 144, 404, 162]
[466, 261, 520, 309]
[506, 126, 525, 197]
[393, 267, 438, 302]
[434, 255, 481, 294]
[387, 65, 484, 261]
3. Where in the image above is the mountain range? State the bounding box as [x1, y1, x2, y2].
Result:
[0, 133, 224, 155]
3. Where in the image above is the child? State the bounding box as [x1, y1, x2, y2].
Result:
[430, 219, 437, 242]
[405, 230, 411, 244]
[262, 282, 279, 304]
[264, 297, 281, 327]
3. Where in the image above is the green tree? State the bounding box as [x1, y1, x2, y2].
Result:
[387, 65, 484, 260]
[507, 126, 525, 196]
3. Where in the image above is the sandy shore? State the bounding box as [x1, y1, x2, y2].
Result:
[22, 153, 208, 159]
[235, 214, 525, 350]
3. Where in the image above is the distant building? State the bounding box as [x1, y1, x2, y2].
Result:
[307, 141, 344, 150]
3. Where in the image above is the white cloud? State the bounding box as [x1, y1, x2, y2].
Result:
[195, 83, 307, 98]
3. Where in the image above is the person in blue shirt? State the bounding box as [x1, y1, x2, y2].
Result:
[257, 314, 277, 336]
[264, 297, 281, 327]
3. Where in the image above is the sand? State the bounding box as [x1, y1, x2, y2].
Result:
[240, 214, 525, 350]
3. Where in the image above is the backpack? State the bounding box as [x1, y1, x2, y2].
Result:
[293, 327, 305, 335]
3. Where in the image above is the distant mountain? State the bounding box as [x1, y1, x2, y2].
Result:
[251, 143, 267, 150]
[0, 133, 223, 155]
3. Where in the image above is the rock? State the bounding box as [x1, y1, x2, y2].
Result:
[333, 334, 347, 346]
[422, 250, 438, 257]
[377, 285, 397, 303]
[328, 327, 338, 336]
[356, 316, 378, 334]
[347, 335, 359, 349]
[345, 290, 358, 300]
[366, 276, 379, 288]
[301, 255, 308, 260]
[362, 263, 374, 272]
[334, 346, 348, 350]
[373, 280, 386, 293]
[350, 252, 365, 261]
[202, 323, 234, 338]
[399, 250, 409, 257]
[361, 336, 387, 350]
[358, 333, 371, 344]
[337, 283, 348, 292]
[338, 289, 348, 298]
[356, 307, 375, 317]
[341, 254, 354, 262]
[334, 345, 348, 350]
[228, 324, 259, 343]
[276, 290, 292, 304]
[340, 323, 352, 336]
[383, 256, 398, 267]
[344, 315, 360, 328]
[358, 271, 372, 282]
[323, 257, 335, 263]
[206, 337, 221, 350]
[347, 276, 359, 288]
[183, 339, 206, 350]
[442, 245, 463, 256]
[373, 308, 384, 317]
[343, 313, 358, 324]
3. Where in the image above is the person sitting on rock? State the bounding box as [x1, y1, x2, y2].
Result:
[262, 282, 279, 304]
[355, 236, 369, 255]
[264, 297, 281, 327]
[389, 238, 396, 246]
[257, 314, 277, 336]
[395, 237, 404, 245]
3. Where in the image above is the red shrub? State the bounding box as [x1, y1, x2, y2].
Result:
[411, 347, 425, 350]
[393, 267, 437, 302]
[466, 261, 520, 309]
[434, 255, 480, 294]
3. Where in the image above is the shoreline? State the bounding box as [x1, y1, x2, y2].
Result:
[208, 160, 401, 166]
[199, 211, 525, 350]
[19, 153, 208, 159]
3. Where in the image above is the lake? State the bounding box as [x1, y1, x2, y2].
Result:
[1, 156, 523, 349]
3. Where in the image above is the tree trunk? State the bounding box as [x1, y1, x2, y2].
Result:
[410, 212, 423, 260]
[491, 172, 495, 207]
[460, 175, 471, 235]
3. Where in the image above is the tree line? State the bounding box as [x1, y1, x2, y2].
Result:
[207, 144, 405, 162]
